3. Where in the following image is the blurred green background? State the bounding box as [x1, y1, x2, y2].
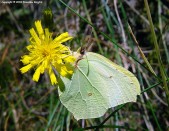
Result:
[0, 0, 169, 130]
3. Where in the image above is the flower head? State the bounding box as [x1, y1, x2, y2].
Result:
[20, 20, 76, 85]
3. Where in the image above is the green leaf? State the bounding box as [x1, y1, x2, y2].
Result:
[58, 52, 140, 120]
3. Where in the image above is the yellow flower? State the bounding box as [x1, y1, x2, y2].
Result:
[20, 20, 76, 85]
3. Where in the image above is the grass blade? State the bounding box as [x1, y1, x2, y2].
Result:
[128, 24, 156, 76]
[144, 0, 169, 105]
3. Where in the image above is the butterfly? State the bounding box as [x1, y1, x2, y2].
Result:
[58, 26, 140, 120]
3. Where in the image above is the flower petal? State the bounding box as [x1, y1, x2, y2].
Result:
[29, 28, 41, 44]
[20, 64, 32, 73]
[44, 28, 52, 42]
[35, 20, 44, 36]
[20, 55, 31, 65]
[52, 32, 72, 44]
[60, 66, 69, 76]
[32, 66, 41, 82]
[63, 56, 76, 63]
[49, 67, 57, 85]
[59, 36, 73, 44]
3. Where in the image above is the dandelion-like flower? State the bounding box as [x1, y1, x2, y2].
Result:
[20, 20, 76, 85]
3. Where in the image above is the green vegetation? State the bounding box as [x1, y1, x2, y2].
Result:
[0, 0, 168, 130]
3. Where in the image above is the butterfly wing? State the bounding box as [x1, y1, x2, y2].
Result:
[58, 52, 140, 120]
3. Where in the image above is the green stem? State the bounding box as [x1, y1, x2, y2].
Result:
[144, 0, 169, 106]
[95, 104, 125, 131]
[147, 100, 162, 131]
